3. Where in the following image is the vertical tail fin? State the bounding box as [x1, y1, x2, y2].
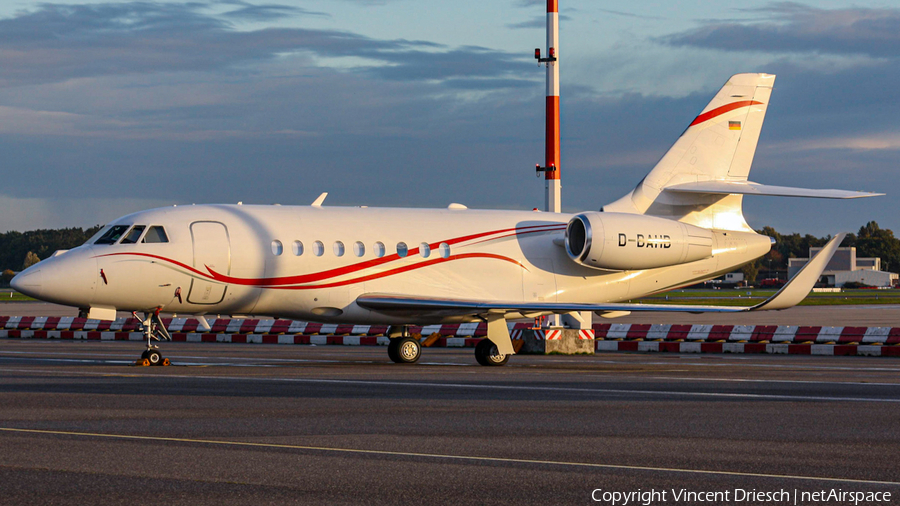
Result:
[604, 73, 775, 232]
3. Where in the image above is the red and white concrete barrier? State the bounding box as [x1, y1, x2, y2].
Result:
[2, 316, 899, 355]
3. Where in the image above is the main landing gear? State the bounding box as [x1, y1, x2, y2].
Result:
[474, 339, 509, 366]
[387, 326, 421, 364]
[386, 319, 514, 366]
[134, 309, 172, 366]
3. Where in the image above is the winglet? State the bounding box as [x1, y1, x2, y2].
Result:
[311, 192, 328, 207]
[751, 233, 846, 311]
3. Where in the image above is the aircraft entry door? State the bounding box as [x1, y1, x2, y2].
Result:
[188, 221, 231, 305]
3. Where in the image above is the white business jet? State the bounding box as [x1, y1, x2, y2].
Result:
[12, 74, 879, 366]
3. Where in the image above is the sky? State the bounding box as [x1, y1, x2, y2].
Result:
[0, 0, 897, 236]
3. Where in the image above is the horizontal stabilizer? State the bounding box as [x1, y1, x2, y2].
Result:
[664, 181, 882, 199]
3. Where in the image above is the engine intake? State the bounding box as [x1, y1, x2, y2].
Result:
[565, 212, 713, 270]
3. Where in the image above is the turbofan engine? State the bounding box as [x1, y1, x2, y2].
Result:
[565, 212, 713, 270]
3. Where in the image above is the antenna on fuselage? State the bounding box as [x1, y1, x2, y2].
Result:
[311, 192, 328, 207]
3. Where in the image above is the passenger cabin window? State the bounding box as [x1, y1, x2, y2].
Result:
[373, 242, 385, 258]
[95, 225, 131, 245]
[333, 241, 345, 257]
[142, 226, 169, 244]
[292, 241, 304, 256]
[353, 241, 365, 257]
[313, 241, 324, 256]
[120, 225, 146, 244]
[420, 242, 431, 258]
[272, 240, 283, 256]
[439, 242, 451, 259]
[397, 242, 408, 258]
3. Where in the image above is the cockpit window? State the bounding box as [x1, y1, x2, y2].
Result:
[94, 225, 131, 245]
[120, 225, 146, 244]
[142, 226, 169, 244]
[84, 225, 111, 246]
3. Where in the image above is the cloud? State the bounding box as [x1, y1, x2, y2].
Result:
[662, 3, 900, 58]
[0, 1, 896, 238]
[0, 196, 171, 233]
[219, 1, 327, 21]
[0, 105, 129, 137]
[333, 0, 395, 4]
[770, 133, 900, 152]
[0, 2, 526, 90]
[507, 14, 572, 30]
[365, 46, 531, 83]
[594, 8, 663, 20]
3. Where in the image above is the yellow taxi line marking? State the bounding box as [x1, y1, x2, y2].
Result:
[1, 427, 898, 486]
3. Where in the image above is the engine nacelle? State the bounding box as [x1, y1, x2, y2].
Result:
[565, 212, 713, 270]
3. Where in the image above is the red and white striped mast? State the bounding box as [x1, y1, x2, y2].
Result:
[534, 1, 562, 330]
[535, 0, 560, 213]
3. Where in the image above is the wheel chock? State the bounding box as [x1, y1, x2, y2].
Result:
[133, 358, 151, 367]
[161, 358, 171, 366]
[512, 339, 525, 353]
[421, 332, 442, 348]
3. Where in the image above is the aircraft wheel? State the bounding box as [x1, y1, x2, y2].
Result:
[146, 349, 163, 366]
[388, 337, 421, 364]
[475, 339, 509, 367]
[387, 339, 400, 363]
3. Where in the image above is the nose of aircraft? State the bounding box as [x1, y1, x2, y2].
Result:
[10, 267, 42, 298]
[10, 248, 97, 307]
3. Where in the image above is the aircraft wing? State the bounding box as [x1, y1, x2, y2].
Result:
[357, 234, 845, 317]
[357, 294, 746, 316]
[663, 181, 882, 199]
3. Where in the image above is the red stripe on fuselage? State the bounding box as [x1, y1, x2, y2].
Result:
[266, 253, 526, 290]
[92, 223, 561, 287]
[206, 223, 560, 286]
[689, 100, 762, 127]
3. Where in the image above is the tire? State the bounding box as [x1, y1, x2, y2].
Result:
[146, 349, 162, 366]
[388, 337, 421, 364]
[475, 339, 509, 366]
[387, 339, 400, 363]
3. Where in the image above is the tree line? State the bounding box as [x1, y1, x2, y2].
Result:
[0, 226, 102, 284]
[745, 221, 899, 282]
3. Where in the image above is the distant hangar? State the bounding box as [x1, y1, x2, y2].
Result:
[789, 246, 898, 288]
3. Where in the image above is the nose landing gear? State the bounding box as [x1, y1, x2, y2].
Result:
[139, 348, 170, 367]
[133, 309, 172, 366]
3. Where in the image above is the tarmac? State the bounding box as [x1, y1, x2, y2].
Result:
[1, 340, 899, 505]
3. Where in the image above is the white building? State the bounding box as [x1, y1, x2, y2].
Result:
[788, 247, 898, 288]
[724, 272, 744, 283]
